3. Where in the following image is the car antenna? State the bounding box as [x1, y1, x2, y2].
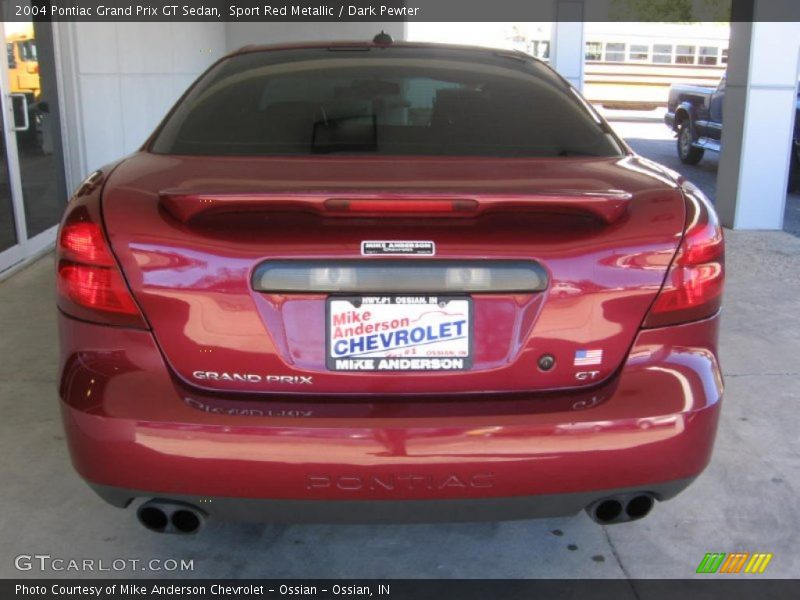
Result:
[373, 31, 393, 45]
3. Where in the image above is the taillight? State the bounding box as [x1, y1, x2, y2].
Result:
[57, 205, 147, 329]
[643, 183, 724, 328]
[59, 221, 115, 266]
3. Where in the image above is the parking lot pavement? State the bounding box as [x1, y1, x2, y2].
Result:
[1, 128, 798, 580]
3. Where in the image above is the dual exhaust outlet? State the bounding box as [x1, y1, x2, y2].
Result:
[136, 499, 206, 535]
[586, 492, 655, 525]
[134, 493, 655, 533]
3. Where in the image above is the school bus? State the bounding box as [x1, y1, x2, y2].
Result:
[6, 26, 40, 102]
[524, 23, 729, 110]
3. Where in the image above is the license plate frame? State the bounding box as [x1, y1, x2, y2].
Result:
[326, 295, 473, 371]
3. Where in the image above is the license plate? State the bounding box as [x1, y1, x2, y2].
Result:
[327, 296, 472, 371]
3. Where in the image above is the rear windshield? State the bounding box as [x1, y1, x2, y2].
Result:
[151, 46, 623, 158]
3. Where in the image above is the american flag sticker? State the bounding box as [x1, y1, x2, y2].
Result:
[574, 349, 603, 366]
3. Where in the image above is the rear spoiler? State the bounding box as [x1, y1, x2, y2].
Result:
[159, 191, 631, 224]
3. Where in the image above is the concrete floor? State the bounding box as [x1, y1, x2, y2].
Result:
[1, 126, 799, 580]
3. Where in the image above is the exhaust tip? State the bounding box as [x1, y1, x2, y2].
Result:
[171, 509, 202, 534]
[137, 505, 169, 532]
[136, 500, 205, 534]
[625, 495, 654, 519]
[593, 499, 623, 523]
[587, 492, 656, 524]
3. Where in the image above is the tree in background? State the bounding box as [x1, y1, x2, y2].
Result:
[610, 0, 732, 22]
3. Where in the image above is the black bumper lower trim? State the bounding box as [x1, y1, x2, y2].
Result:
[89, 478, 695, 524]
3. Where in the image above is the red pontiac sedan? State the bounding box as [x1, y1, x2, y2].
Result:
[56, 38, 724, 534]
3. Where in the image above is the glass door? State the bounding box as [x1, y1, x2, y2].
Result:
[0, 14, 67, 275]
[0, 90, 20, 261]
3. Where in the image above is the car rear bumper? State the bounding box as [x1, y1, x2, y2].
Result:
[59, 312, 723, 521]
[90, 479, 694, 523]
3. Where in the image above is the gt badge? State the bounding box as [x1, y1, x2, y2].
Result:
[576, 371, 601, 381]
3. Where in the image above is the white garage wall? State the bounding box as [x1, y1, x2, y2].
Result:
[55, 22, 226, 188]
[55, 22, 404, 189]
[224, 22, 406, 52]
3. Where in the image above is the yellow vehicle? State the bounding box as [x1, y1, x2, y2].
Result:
[6, 26, 40, 102]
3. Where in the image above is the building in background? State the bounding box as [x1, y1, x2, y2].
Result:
[582, 22, 729, 109]
[409, 21, 729, 109]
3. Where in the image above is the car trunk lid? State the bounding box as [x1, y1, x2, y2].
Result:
[102, 152, 685, 395]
